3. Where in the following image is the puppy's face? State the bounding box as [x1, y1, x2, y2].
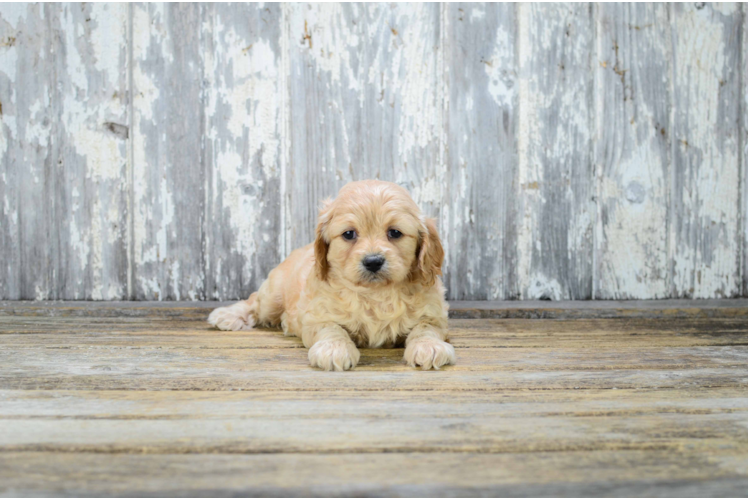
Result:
[315, 181, 443, 288]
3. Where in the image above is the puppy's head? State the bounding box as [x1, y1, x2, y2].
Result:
[314, 180, 443, 287]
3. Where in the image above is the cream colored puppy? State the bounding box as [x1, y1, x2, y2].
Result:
[208, 180, 455, 371]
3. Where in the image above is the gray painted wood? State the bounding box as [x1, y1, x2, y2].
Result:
[1, 3, 747, 301]
[286, 3, 444, 251]
[445, 3, 518, 300]
[55, 4, 130, 300]
[0, 4, 57, 300]
[742, 2, 747, 297]
[0, 4, 129, 300]
[201, 4, 283, 300]
[131, 3, 205, 300]
[670, 3, 742, 299]
[2, 453, 748, 497]
[516, 3, 595, 300]
[594, 4, 672, 299]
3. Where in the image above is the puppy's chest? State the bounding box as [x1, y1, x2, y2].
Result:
[340, 293, 420, 347]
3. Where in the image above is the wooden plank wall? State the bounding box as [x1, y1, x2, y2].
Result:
[0, 3, 745, 301]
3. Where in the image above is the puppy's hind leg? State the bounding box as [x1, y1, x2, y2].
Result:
[208, 293, 259, 331]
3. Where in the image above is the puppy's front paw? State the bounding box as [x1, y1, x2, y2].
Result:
[208, 303, 254, 331]
[404, 337, 456, 370]
[308, 339, 360, 371]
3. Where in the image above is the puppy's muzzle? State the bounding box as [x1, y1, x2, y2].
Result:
[362, 254, 386, 273]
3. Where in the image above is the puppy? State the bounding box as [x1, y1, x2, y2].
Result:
[208, 180, 455, 371]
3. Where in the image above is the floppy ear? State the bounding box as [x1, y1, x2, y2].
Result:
[414, 217, 444, 287]
[314, 198, 334, 281]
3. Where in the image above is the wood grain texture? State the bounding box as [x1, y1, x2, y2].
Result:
[445, 3, 517, 300]
[3, 3, 748, 301]
[2, 312, 748, 392]
[5, 299, 748, 319]
[595, 4, 671, 299]
[3, 451, 748, 497]
[58, 4, 130, 301]
[0, 4, 60, 300]
[516, 3, 595, 300]
[131, 3, 204, 300]
[4, 387, 748, 420]
[670, 3, 742, 299]
[0, 4, 129, 301]
[202, 4, 282, 301]
[1, 302, 748, 495]
[285, 3, 444, 251]
[742, 2, 747, 297]
[3, 402, 748, 454]
[5, 316, 748, 350]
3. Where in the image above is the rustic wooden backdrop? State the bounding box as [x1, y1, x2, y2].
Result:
[0, 3, 745, 301]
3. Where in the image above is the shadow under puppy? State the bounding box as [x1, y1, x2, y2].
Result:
[208, 180, 455, 371]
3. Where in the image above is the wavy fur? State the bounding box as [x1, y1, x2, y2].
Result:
[208, 180, 454, 371]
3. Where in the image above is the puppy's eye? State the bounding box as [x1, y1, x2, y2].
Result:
[342, 230, 357, 241]
[388, 229, 402, 240]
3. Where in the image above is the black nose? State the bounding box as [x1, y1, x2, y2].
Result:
[362, 254, 386, 273]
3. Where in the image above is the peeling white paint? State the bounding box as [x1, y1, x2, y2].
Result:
[2, 3, 747, 301]
[526, 274, 564, 301]
[0, 5, 20, 86]
[68, 215, 91, 278]
[517, 3, 594, 299]
[408, 176, 441, 207]
[132, 3, 169, 299]
[671, 3, 741, 298]
[293, 4, 355, 88]
[395, 4, 440, 165]
[0, 118, 9, 160]
[24, 99, 50, 152]
[484, 25, 514, 108]
[470, 8, 485, 21]
[156, 177, 175, 268]
[89, 4, 126, 83]
[203, 5, 283, 299]
[213, 148, 257, 281]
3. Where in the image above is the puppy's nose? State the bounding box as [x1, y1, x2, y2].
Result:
[362, 254, 386, 273]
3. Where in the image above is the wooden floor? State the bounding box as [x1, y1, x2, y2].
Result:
[1, 300, 748, 497]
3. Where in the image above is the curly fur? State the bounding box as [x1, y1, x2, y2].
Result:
[208, 180, 454, 371]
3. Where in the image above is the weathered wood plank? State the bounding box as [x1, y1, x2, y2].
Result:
[3, 4, 748, 302]
[0, 5, 17, 299]
[595, 4, 671, 299]
[2, 408, 748, 454]
[445, 3, 517, 300]
[0, 2, 130, 301]
[516, 3, 595, 300]
[56, 3, 130, 300]
[131, 3, 204, 300]
[3, 317, 748, 349]
[3, 387, 746, 419]
[2, 451, 747, 497]
[742, 2, 748, 297]
[1, 303, 747, 495]
[670, 3, 742, 298]
[451, 298, 748, 319]
[202, 4, 282, 301]
[0, 4, 58, 300]
[5, 299, 748, 319]
[2, 333, 746, 390]
[285, 3, 444, 251]
[2, 340, 747, 374]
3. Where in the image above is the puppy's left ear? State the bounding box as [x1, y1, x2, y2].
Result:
[414, 217, 444, 287]
[314, 198, 334, 281]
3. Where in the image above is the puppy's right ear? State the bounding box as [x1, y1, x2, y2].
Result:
[314, 198, 334, 281]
